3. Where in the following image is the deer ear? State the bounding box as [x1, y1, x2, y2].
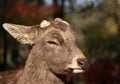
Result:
[2, 23, 33, 44]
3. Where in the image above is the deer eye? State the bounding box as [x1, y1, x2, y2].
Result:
[47, 40, 59, 45]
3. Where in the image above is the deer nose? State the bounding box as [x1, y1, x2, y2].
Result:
[77, 58, 88, 70]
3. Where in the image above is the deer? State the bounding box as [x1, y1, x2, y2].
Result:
[1, 18, 88, 84]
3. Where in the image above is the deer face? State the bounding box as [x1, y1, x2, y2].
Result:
[2, 18, 88, 74]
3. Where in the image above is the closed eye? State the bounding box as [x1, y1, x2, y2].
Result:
[47, 40, 59, 45]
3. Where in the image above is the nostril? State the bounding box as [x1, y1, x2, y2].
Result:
[77, 59, 88, 70]
[77, 60, 84, 66]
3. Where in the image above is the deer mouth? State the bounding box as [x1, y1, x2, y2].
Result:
[66, 65, 85, 74]
[68, 68, 85, 74]
[66, 64, 86, 74]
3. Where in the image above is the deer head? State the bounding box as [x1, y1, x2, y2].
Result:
[2, 18, 88, 75]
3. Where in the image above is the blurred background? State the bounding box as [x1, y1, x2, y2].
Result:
[0, 0, 120, 84]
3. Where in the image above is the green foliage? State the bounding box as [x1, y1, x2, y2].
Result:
[65, 0, 120, 64]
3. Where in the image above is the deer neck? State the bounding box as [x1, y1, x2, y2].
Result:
[17, 53, 64, 84]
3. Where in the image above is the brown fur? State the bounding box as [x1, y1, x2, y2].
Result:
[1, 18, 88, 84]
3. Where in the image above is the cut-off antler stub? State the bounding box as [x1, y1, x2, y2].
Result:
[55, 18, 70, 26]
[40, 20, 50, 28]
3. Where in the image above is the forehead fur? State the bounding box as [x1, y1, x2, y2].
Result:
[29, 19, 72, 40]
[31, 19, 69, 32]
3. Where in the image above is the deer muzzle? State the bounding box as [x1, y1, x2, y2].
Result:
[67, 56, 89, 74]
